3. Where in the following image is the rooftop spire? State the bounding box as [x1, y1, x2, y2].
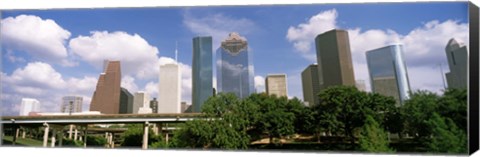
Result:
[175, 41, 178, 62]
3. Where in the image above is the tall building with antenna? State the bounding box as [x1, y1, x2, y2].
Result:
[158, 43, 182, 113]
[445, 38, 468, 89]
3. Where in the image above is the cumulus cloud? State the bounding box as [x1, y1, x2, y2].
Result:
[183, 11, 256, 49]
[286, 9, 468, 94]
[1, 15, 73, 66]
[69, 31, 160, 79]
[254, 75, 265, 93]
[286, 9, 338, 61]
[121, 75, 139, 93]
[1, 62, 97, 116]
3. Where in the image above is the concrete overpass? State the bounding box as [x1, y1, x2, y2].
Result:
[1, 113, 203, 149]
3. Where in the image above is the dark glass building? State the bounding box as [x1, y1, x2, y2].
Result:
[216, 32, 255, 99]
[192, 36, 213, 112]
[119, 87, 133, 114]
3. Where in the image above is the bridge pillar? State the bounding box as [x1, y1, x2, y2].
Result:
[68, 124, 73, 139]
[43, 123, 49, 147]
[165, 123, 169, 145]
[12, 126, 19, 145]
[59, 128, 64, 147]
[142, 121, 150, 150]
[22, 128, 26, 139]
[74, 128, 78, 141]
[83, 125, 88, 148]
[51, 129, 56, 147]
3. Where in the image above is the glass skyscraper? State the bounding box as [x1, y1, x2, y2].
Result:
[192, 36, 213, 112]
[366, 44, 411, 105]
[216, 32, 255, 99]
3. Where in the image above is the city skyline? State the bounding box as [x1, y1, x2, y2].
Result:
[1, 2, 469, 115]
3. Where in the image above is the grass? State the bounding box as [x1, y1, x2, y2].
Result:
[2, 136, 48, 147]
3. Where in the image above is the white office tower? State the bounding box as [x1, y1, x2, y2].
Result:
[61, 96, 83, 113]
[133, 91, 151, 114]
[159, 63, 182, 113]
[19, 98, 40, 116]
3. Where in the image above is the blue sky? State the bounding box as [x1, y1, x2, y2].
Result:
[1, 2, 469, 115]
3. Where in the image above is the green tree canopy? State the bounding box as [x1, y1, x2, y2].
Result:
[358, 115, 394, 153]
[426, 113, 467, 154]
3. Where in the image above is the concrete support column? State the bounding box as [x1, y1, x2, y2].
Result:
[165, 123, 169, 145]
[15, 128, 20, 139]
[12, 126, 19, 145]
[83, 125, 88, 148]
[43, 123, 49, 147]
[152, 124, 158, 136]
[74, 129, 78, 141]
[51, 129, 56, 147]
[68, 125, 73, 139]
[22, 129, 26, 139]
[59, 128, 64, 147]
[142, 121, 150, 150]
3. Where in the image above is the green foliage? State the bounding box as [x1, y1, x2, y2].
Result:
[171, 93, 250, 149]
[402, 90, 440, 138]
[437, 88, 467, 132]
[316, 86, 395, 146]
[249, 93, 295, 144]
[120, 124, 163, 147]
[358, 115, 395, 153]
[426, 113, 467, 154]
[61, 138, 83, 147]
[85, 135, 107, 146]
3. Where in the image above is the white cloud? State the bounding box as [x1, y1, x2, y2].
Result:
[69, 31, 160, 79]
[1, 62, 98, 115]
[286, 10, 468, 94]
[144, 81, 159, 99]
[121, 75, 139, 93]
[1, 15, 73, 66]
[286, 9, 338, 61]
[183, 11, 256, 49]
[254, 75, 265, 93]
[4, 62, 67, 90]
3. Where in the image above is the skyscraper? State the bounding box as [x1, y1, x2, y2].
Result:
[366, 44, 411, 105]
[119, 87, 134, 114]
[133, 91, 150, 114]
[159, 63, 181, 114]
[355, 80, 367, 92]
[90, 60, 121, 114]
[61, 96, 83, 113]
[265, 74, 288, 97]
[216, 32, 255, 99]
[150, 98, 158, 113]
[19, 98, 40, 116]
[301, 64, 320, 106]
[192, 36, 213, 113]
[445, 38, 468, 89]
[315, 29, 356, 91]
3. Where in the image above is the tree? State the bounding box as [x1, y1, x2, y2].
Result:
[426, 113, 467, 154]
[286, 97, 315, 135]
[437, 88, 467, 132]
[170, 93, 251, 149]
[401, 90, 439, 139]
[120, 124, 163, 147]
[358, 115, 394, 153]
[317, 86, 368, 146]
[250, 94, 295, 145]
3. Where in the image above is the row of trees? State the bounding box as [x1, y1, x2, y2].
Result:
[165, 86, 467, 154]
[114, 85, 466, 154]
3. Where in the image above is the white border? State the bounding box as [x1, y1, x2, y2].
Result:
[0, 0, 477, 157]
[0, 0, 472, 10]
